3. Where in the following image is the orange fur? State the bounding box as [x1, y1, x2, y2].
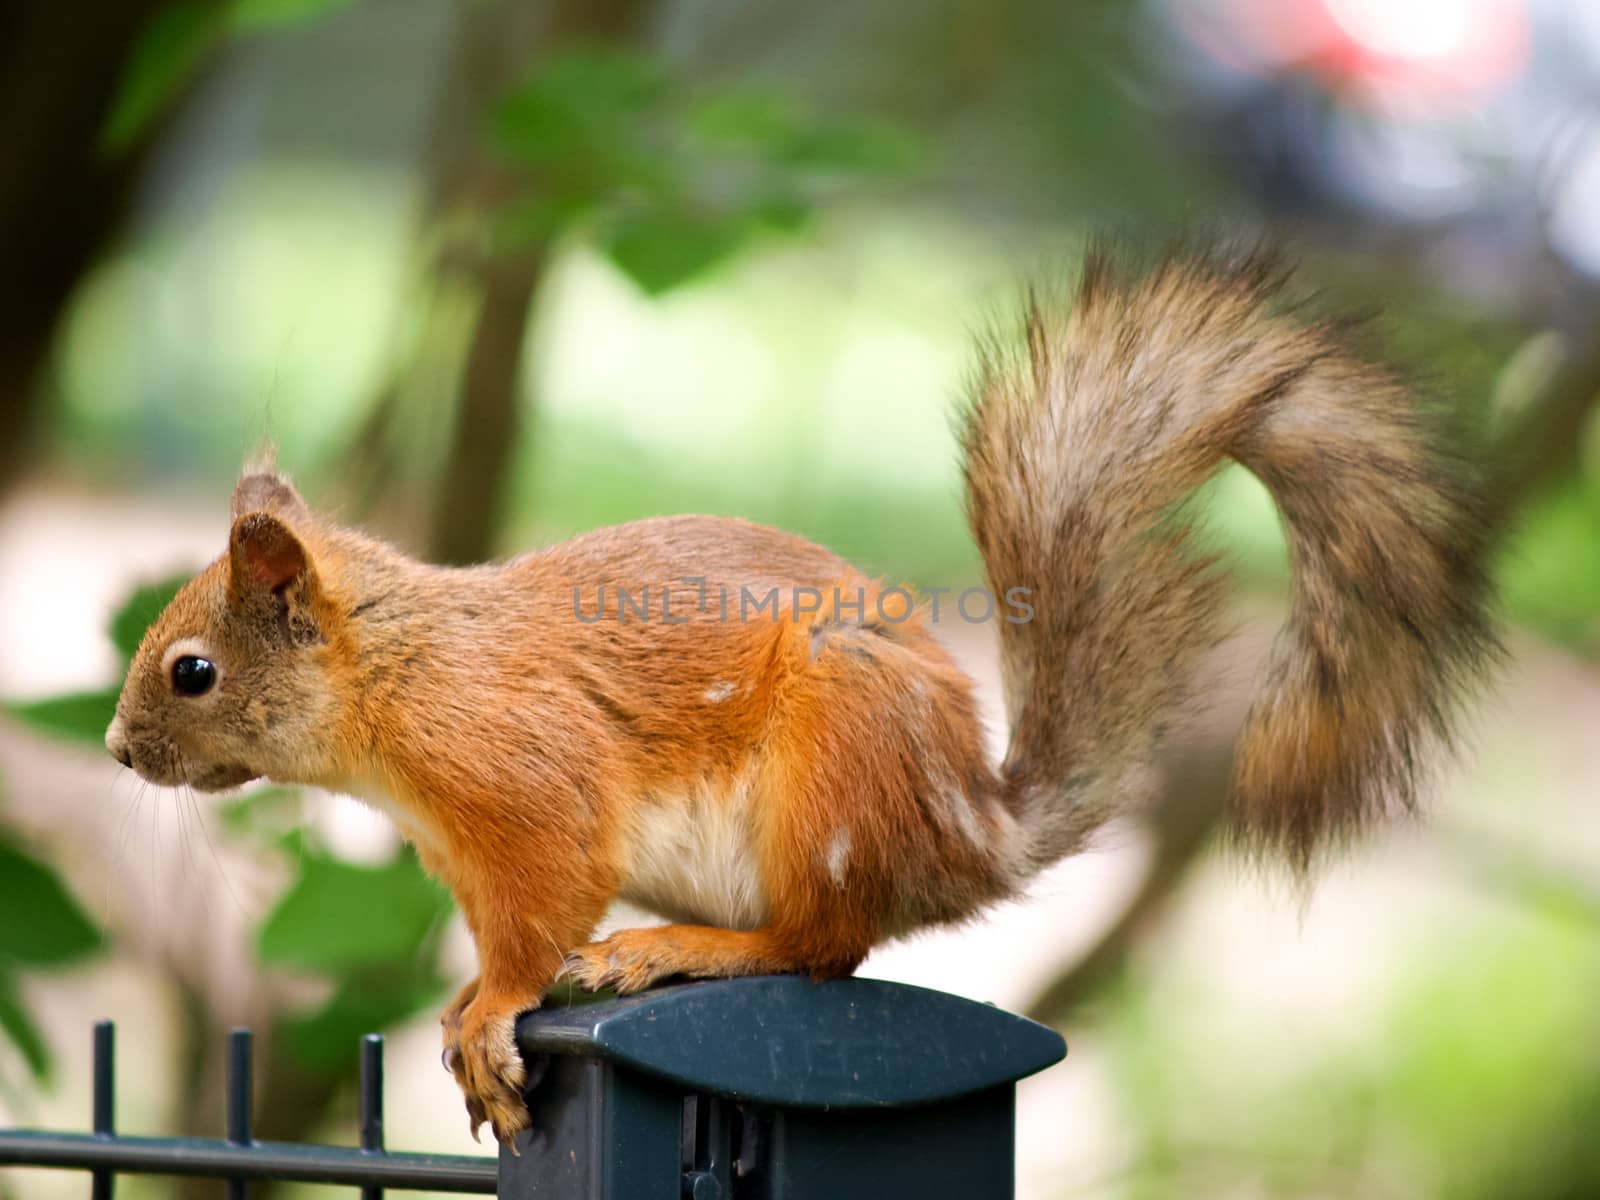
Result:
[107, 249, 1499, 1144]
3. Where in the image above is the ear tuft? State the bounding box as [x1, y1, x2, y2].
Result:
[243, 443, 278, 476]
[230, 512, 308, 594]
[231, 458, 309, 522]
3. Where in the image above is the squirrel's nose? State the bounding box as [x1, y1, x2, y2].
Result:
[105, 718, 132, 769]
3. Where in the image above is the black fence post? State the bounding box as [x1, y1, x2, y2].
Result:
[91, 1020, 114, 1200]
[360, 1033, 385, 1200]
[226, 1028, 253, 1200]
[498, 977, 1066, 1200]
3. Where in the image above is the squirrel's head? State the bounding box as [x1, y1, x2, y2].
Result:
[106, 466, 350, 791]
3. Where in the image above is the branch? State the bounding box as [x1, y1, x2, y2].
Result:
[1025, 746, 1230, 1026]
[429, 253, 543, 564]
[1488, 331, 1600, 525]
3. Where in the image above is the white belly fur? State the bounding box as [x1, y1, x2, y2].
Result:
[617, 766, 768, 930]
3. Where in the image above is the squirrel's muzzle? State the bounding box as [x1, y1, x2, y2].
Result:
[105, 716, 132, 768]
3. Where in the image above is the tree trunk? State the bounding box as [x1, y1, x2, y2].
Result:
[416, 0, 648, 564]
[0, 0, 217, 494]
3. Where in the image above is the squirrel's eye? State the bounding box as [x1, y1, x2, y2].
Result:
[171, 656, 216, 696]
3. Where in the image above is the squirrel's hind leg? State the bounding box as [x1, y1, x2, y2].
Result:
[559, 921, 870, 994]
[563, 602, 1017, 996]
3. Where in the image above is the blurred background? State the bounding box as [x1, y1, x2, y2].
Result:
[1, 0, 1598, 1196]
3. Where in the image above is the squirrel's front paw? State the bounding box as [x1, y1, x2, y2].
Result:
[559, 928, 690, 994]
[451, 998, 531, 1148]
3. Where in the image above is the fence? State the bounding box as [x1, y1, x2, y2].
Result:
[0, 1022, 495, 1196]
[0, 977, 1066, 1199]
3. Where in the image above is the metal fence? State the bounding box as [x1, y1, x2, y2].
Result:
[0, 1021, 496, 1196]
[0, 978, 1067, 1200]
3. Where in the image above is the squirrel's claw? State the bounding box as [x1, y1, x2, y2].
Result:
[464, 1094, 488, 1142]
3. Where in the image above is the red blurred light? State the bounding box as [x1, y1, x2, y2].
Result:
[1174, 0, 1530, 108]
[1314, 0, 1530, 100]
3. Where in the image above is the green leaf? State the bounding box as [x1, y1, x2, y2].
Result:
[494, 48, 668, 166]
[1501, 482, 1600, 651]
[687, 91, 805, 146]
[688, 92, 918, 174]
[0, 835, 102, 968]
[4, 689, 120, 747]
[230, 0, 356, 30]
[0, 972, 50, 1080]
[769, 118, 920, 173]
[258, 850, 452, 972]
[531, 47, 667, 116]
[110, 574, 189, 663]
[277, 965, 449, 1072]
[604, 210, 749, 295]
[749, 193, 812, 234]
[104, 0, 360, 153]
[102, 3, 228, 154]
[490, 51, 914, 291]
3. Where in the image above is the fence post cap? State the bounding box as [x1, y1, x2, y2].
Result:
[514, 975, 1065, 1108]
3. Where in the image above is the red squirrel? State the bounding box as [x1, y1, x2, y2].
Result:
[105, 250, 1499, 1144]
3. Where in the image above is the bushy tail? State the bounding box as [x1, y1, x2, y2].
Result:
[962, 248, 1500, 876]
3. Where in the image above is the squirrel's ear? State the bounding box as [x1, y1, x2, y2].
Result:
[229, 512, 308, 595]
[231, 467, 309, 522]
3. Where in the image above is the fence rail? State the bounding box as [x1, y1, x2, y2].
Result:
[0, 1021, 496, 1196]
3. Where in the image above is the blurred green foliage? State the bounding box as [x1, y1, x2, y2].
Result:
[0, 842, 100, 972]
[1501, 480, 1600, 649]
[3, 689, 122, 749]
[1107, 903, 1600, 1199]
[0, 832, 101, 1082]
[492, 48, 916, 293]
[0, 577, 186, 1078]
[259, 846, 451, 974]
[104, 0, 357, 152]
[262, 842, 452, 1072]
[279, 957, 449, 1074]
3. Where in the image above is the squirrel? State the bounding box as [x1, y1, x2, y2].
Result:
[105, 248, 1499, 1145]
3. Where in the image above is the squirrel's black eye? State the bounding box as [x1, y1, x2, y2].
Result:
[171, 656, 216, 696]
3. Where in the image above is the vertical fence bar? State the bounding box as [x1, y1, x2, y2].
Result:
[359, 1034, 384, 1200]
[90, 1020, 114, 1200]
[225, 1028, 253, 1200]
